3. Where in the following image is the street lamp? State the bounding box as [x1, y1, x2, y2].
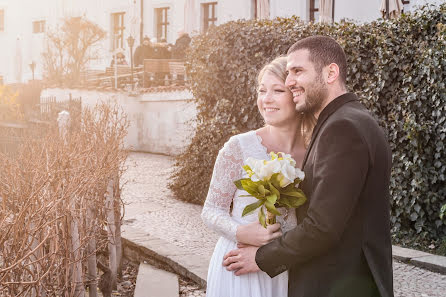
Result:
[127, 35, 135, 90]
[29, 61, 36, 81]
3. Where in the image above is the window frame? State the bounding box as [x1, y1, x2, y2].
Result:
[155, 7, 169, 41]
[252, 0, 257, 19]
[202, 2, 217, 32]
[32, 20, 45, 34]
[111, 12, 125, 51]
[309, 0, 319, 22]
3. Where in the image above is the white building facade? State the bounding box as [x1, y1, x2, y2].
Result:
[0, 0, 442, 84]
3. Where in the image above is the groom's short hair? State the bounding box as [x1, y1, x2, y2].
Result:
[288, 35, 347, 85]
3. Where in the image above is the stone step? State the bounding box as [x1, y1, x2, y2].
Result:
[134, 263, 179, 297]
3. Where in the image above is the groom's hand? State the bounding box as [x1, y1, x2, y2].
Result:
[223, 246, 260, 276]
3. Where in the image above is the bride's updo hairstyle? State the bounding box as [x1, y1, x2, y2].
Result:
[257, 56, 316, 148]
[257, 56, 288, 86]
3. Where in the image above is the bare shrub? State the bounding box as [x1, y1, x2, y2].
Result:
[0, 101, 128, 296]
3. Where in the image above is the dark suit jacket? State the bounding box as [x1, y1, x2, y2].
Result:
[256, 93, 394, 297]
[134, 44, 155, 66]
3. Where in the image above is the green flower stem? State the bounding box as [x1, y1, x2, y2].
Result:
[266, 210, 276, 226]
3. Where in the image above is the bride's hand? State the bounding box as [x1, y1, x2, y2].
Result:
[236, 221, 282, 247]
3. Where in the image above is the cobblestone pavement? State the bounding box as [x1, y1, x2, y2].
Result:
[121, 152, 446, 297]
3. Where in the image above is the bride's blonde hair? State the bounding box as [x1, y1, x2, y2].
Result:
[257, 56, 316, 148]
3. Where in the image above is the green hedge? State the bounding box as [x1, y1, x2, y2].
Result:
[169, 4, 446, 242]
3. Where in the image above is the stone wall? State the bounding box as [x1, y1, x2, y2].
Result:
[41, 87, 197, 156]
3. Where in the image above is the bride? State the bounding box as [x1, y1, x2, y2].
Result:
[201, 56, 315, 297]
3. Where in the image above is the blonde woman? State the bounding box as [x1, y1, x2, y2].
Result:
[201, 56, 315, 297]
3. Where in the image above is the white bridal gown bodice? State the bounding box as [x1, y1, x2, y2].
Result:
[201, 130, 297, 297]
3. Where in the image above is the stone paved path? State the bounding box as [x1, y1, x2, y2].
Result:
[121, 152, 446, 297]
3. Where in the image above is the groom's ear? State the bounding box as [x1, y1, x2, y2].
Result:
[325, 63, 340, 85]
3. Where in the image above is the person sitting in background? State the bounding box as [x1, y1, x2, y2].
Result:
[153, 38, 172, 59]
[109, 51, 129, 88]
[172, 30, 191, 59]
[110, 51, 128, 67]
[134, 36, 154, 67]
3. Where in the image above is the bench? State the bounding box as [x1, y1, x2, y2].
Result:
[143, 59, 184, 86]
[104, 66, 143, 88]
[168, 61, 187, 84]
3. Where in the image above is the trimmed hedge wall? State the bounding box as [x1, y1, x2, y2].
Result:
[169, 5, 446, 242]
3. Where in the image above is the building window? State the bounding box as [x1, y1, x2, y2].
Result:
[32, 20, 45, 33]
[202, 2, 217, 32]
[0, 9, 4, 32]
[111, 12, 125, 50]
[309, 0, 319, 22]
[155, 7, 169, 41]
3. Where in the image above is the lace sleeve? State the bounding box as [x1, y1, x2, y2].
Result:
[201, 136, 244, 241]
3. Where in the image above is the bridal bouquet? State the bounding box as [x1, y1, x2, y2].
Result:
[234, 152, 307, 228]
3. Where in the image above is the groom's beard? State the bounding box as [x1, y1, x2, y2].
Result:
[296, 76, 328, 115]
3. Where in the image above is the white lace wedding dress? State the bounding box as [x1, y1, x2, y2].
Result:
[201, 130, 297, 297]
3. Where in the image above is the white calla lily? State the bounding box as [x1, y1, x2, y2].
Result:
[295, 168, 305, 180]
[235, 151, 308, 228]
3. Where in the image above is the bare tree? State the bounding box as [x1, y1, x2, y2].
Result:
[42, 17, 106, 86]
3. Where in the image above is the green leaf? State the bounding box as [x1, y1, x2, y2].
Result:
[242, 200, 265, 217]
[283, 182, 298, 192]
[270, 173, 282, 189]
[266, 194, 277, 204]
[282, 194, 307, 208]
[258, 207, 266, 228]
[268, 181, 281, 199]
[282, 188, 307, 199]
[265, 200, 281, 216]
[277, 196, 292, 208]
[238, 179, 262, 198]
[234, 179, 245, 190]
[242, 165, 254, 177]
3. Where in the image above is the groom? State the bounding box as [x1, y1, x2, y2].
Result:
[223, 36, 394, 297]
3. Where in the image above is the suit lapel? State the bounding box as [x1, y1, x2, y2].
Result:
[301, 93, 359, 169]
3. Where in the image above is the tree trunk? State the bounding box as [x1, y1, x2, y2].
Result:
[29, 223, 41, 297]
[105, 179, 117, 290]
[113, 173, 122, 275]
[86, 207, 98, 297]
[71, 216, 85, 297]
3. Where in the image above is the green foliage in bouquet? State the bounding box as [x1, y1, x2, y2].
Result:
[235, 173, 306, 227]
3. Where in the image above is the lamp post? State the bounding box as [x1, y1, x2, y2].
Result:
[29, 61, 36, 81]
[127, 35, 135, 90]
